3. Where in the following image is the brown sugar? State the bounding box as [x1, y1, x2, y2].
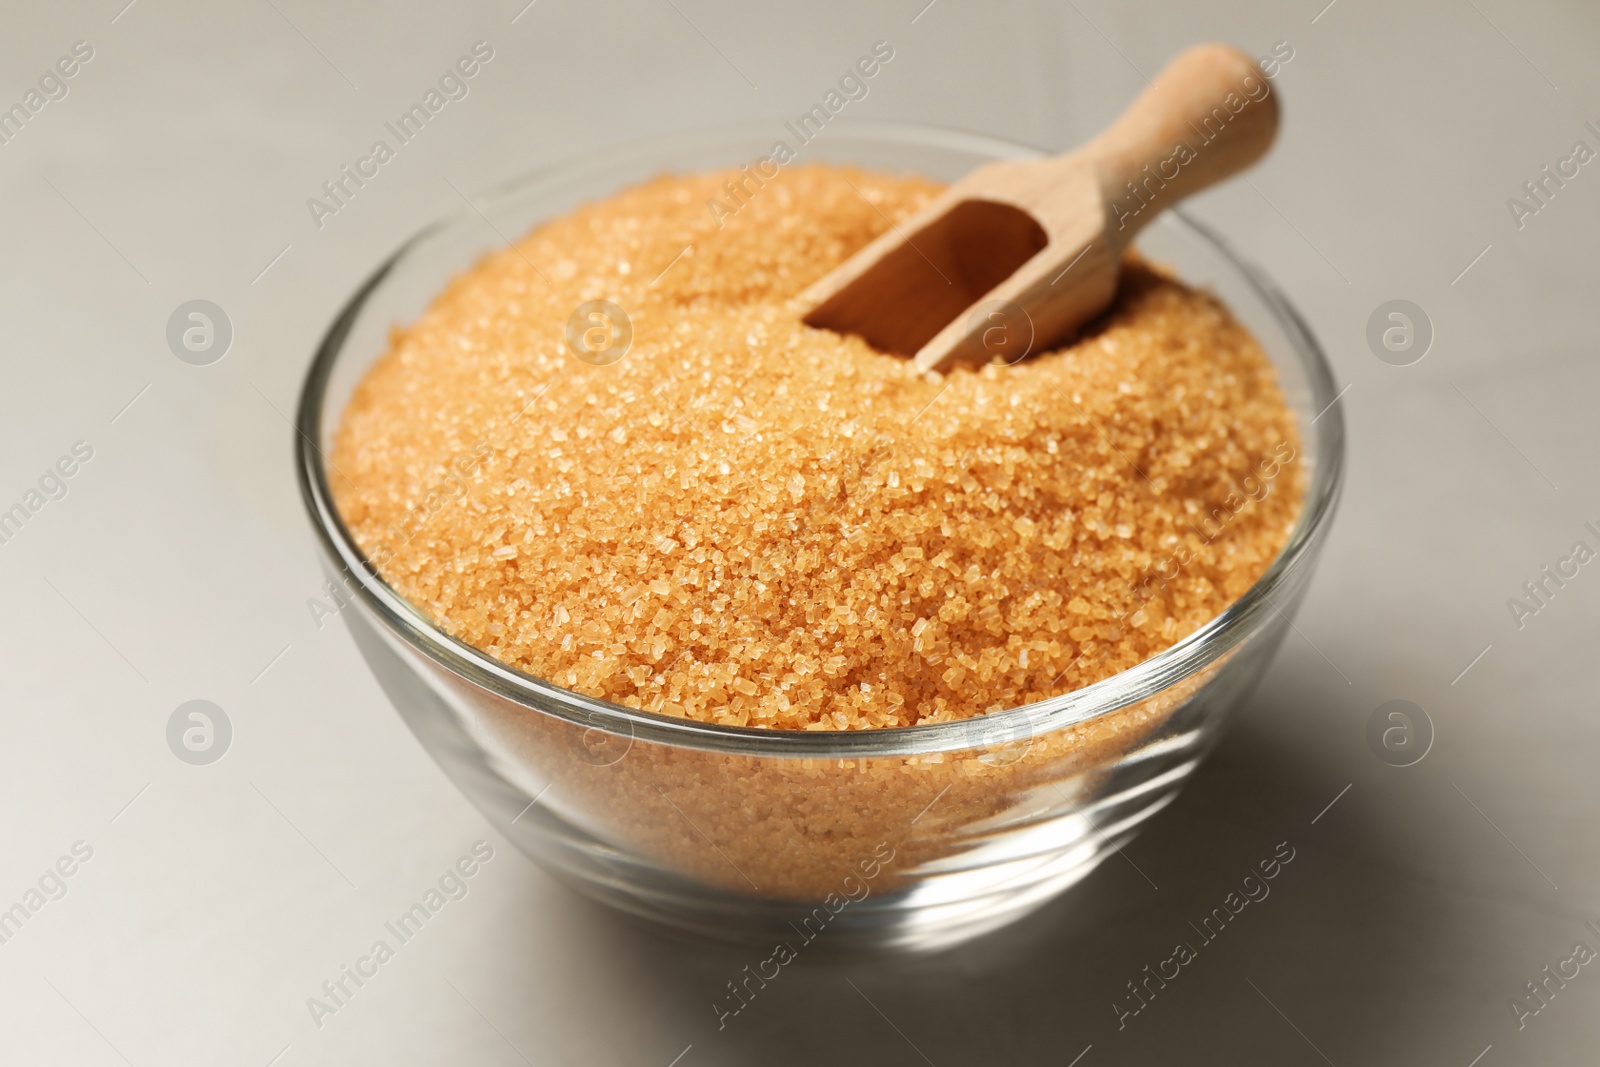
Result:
[330, 164, 1303, 731]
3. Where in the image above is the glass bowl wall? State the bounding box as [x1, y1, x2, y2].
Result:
[296, 120, 1344, 952]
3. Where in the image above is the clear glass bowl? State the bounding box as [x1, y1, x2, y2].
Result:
[295, 120, 1344, 953]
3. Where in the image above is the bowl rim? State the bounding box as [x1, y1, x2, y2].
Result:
[294, 117, 1345, 758]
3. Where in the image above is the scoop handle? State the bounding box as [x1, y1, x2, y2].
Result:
[1083, 43, 1280, 242]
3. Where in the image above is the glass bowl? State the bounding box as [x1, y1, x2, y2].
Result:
[295, 119, 1344, 953]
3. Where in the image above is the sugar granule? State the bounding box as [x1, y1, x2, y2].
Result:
[331, 164, 1304, 731]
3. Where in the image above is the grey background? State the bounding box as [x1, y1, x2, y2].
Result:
[1, 0, 1596, 1064]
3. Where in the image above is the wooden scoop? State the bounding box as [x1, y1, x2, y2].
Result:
[800, 43, 1280, 373]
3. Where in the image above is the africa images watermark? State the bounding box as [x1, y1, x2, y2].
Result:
[1504, 519, 1600, 631]
[1108, 40, 1291, 234]
[1508, 918, 1600, 1031]
[0, 40, 95, 149]
[305, 40, 496, 229]
[0, 440, 95, 548]
[712, 841, 897, 1030]
[1505, 119, 1600, 230]
[1113, 840, 1297, 1029]
[0, 841, 95, 949]
[1366, 699, 1433, 768]
[305, 841, 495, 1029]
[704, 40, 896, 230]
[167, 700, 232, 766]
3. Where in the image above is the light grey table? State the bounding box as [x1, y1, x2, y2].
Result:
[2, 1, 1596, 1063]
